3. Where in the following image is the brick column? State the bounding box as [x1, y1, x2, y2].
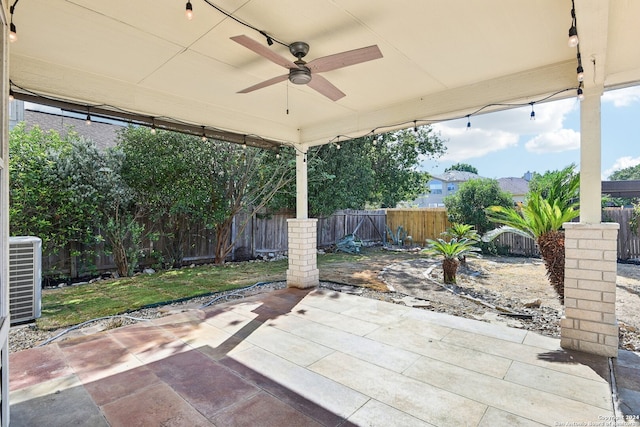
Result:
[561, 222, 619, 357]
[286, 218, 319, 289]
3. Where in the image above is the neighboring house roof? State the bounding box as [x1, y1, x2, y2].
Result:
[432, 171, 481, 182]
[497, 177, 530, 196]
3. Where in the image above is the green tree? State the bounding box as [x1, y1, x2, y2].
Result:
[527, 164, 579, 207]
[444, 163, 478, 174]
[272, 126, 446, 216]
[118, 127, 222, 267]
[444, 178, 513, 234]
[9, 124, 101, 275]
[118, 126, 294, 265]
[606, 163, 640, 206]
[609, 163, 640, 181]
[483, 165, 580, 303]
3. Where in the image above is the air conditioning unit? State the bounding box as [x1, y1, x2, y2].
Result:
[9, 236, 42, 324]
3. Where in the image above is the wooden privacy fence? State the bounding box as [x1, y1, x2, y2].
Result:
[385, 208, 451, 244]
[41, 206, 640, 279]
[42, 209, 387, 278]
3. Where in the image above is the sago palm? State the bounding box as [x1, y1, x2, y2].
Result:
[483, 192, 579, 302]
[423, 238, 480, 284]
[441, 223, 480, 265]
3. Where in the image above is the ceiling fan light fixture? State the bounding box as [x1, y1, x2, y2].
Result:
[289, 67, 312, 85]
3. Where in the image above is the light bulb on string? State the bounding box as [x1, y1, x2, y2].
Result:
[201, 126, 207, 142]
[185, 1, 193, 20]
[9, 90, 14, 102]
[576, 65, 584, 82]
[9, 23, 17, 43]
[85, 113, 92, 126]
[150, 118, 156, 134]
[568, 26, 579, 47]
[577, 87, 584, 101]
[466, 115, 471, 129]
[530, 103, 536, 120]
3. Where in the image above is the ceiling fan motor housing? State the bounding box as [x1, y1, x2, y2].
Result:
[289, 63, 312, 84]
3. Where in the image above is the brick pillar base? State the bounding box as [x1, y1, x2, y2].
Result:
[286, 218, 319, 289]
[561, 222, 619, 357]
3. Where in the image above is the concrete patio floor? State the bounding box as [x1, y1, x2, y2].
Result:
[8, 288, 640, 426]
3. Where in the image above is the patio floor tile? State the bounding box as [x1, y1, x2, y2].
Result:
[148, 350, 259, 418]
[82, 365, 161, 406]
[8, 344, 73, 391]
[310, 351, 488, 426]
[478, 407, 546, 427]
[504, 360, 612, 410]
[211, 391, 324, 427]
[225, 346, 369, 421]
[101, 382, 212, 427]
[346, 399, 436, 427]
[11, 383, 108, 427]
[404, 355, 612, 425]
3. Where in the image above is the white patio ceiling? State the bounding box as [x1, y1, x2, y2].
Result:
[8, 0, 640, 149]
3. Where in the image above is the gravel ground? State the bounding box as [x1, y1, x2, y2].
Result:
[9, 257, 640, 353]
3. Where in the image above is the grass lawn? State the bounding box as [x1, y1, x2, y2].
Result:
[38, 247, 419, 330]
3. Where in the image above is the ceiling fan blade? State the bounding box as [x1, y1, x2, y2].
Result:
[238, 74, 289, 93]
[231, 35, 298, 69]
[307, 45, 383, 73]
[307, 74, 346, 101]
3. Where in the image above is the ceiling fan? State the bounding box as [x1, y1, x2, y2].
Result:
[231, 35, 383, 101]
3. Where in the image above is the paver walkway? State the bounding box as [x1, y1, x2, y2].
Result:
[8, 288, 640, 426]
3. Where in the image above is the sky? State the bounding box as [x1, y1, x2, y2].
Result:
[422, 86, 640, 180]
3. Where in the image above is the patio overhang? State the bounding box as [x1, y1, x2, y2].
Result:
[7, 0, 640, 149]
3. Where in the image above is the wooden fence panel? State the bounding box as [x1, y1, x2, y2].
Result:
[44, 207, 639, 279]
[385, 208, 451, 244]
[603, 207, 639, 260]
[494, 233, 538, 257]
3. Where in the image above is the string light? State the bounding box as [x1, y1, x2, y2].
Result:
[530, 103, 535, 120]
[242, 135, 247, 149]
[577, 83, 584, 101]
[9, 0, 19, 43]
[85, 110, 92, 125]
[568, 1, 579, 47]
[150, 119, 156, 134]
[466, 115, 471, 129]
[9, 23, 17, 43]
[8, 90, 14, 102]
[413, 121, 418, 133]
[185, 1, 193, 20]
[201, 126, 207, 141]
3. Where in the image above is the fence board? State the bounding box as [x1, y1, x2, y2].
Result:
[385, 208, 451, 244]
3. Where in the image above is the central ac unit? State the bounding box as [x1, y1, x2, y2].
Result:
[9, 236, 42, 324]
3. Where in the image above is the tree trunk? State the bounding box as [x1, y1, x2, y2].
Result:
[214, 217, 233, 265]
[442, 258, 459, 284]
[537, 230, 565, 303]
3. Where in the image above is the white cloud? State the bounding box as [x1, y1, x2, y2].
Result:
[431, 124, 518, 162]
[602, 86, 640, 107]
[602, 156, 640, 179]
[524, 128, 580, 154]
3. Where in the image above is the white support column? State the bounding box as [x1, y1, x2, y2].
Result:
[287, 147, 319, 288]
[579, 88, 603, 224]
[561, 86, 619, 357]
[295, 148, 308, 220]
